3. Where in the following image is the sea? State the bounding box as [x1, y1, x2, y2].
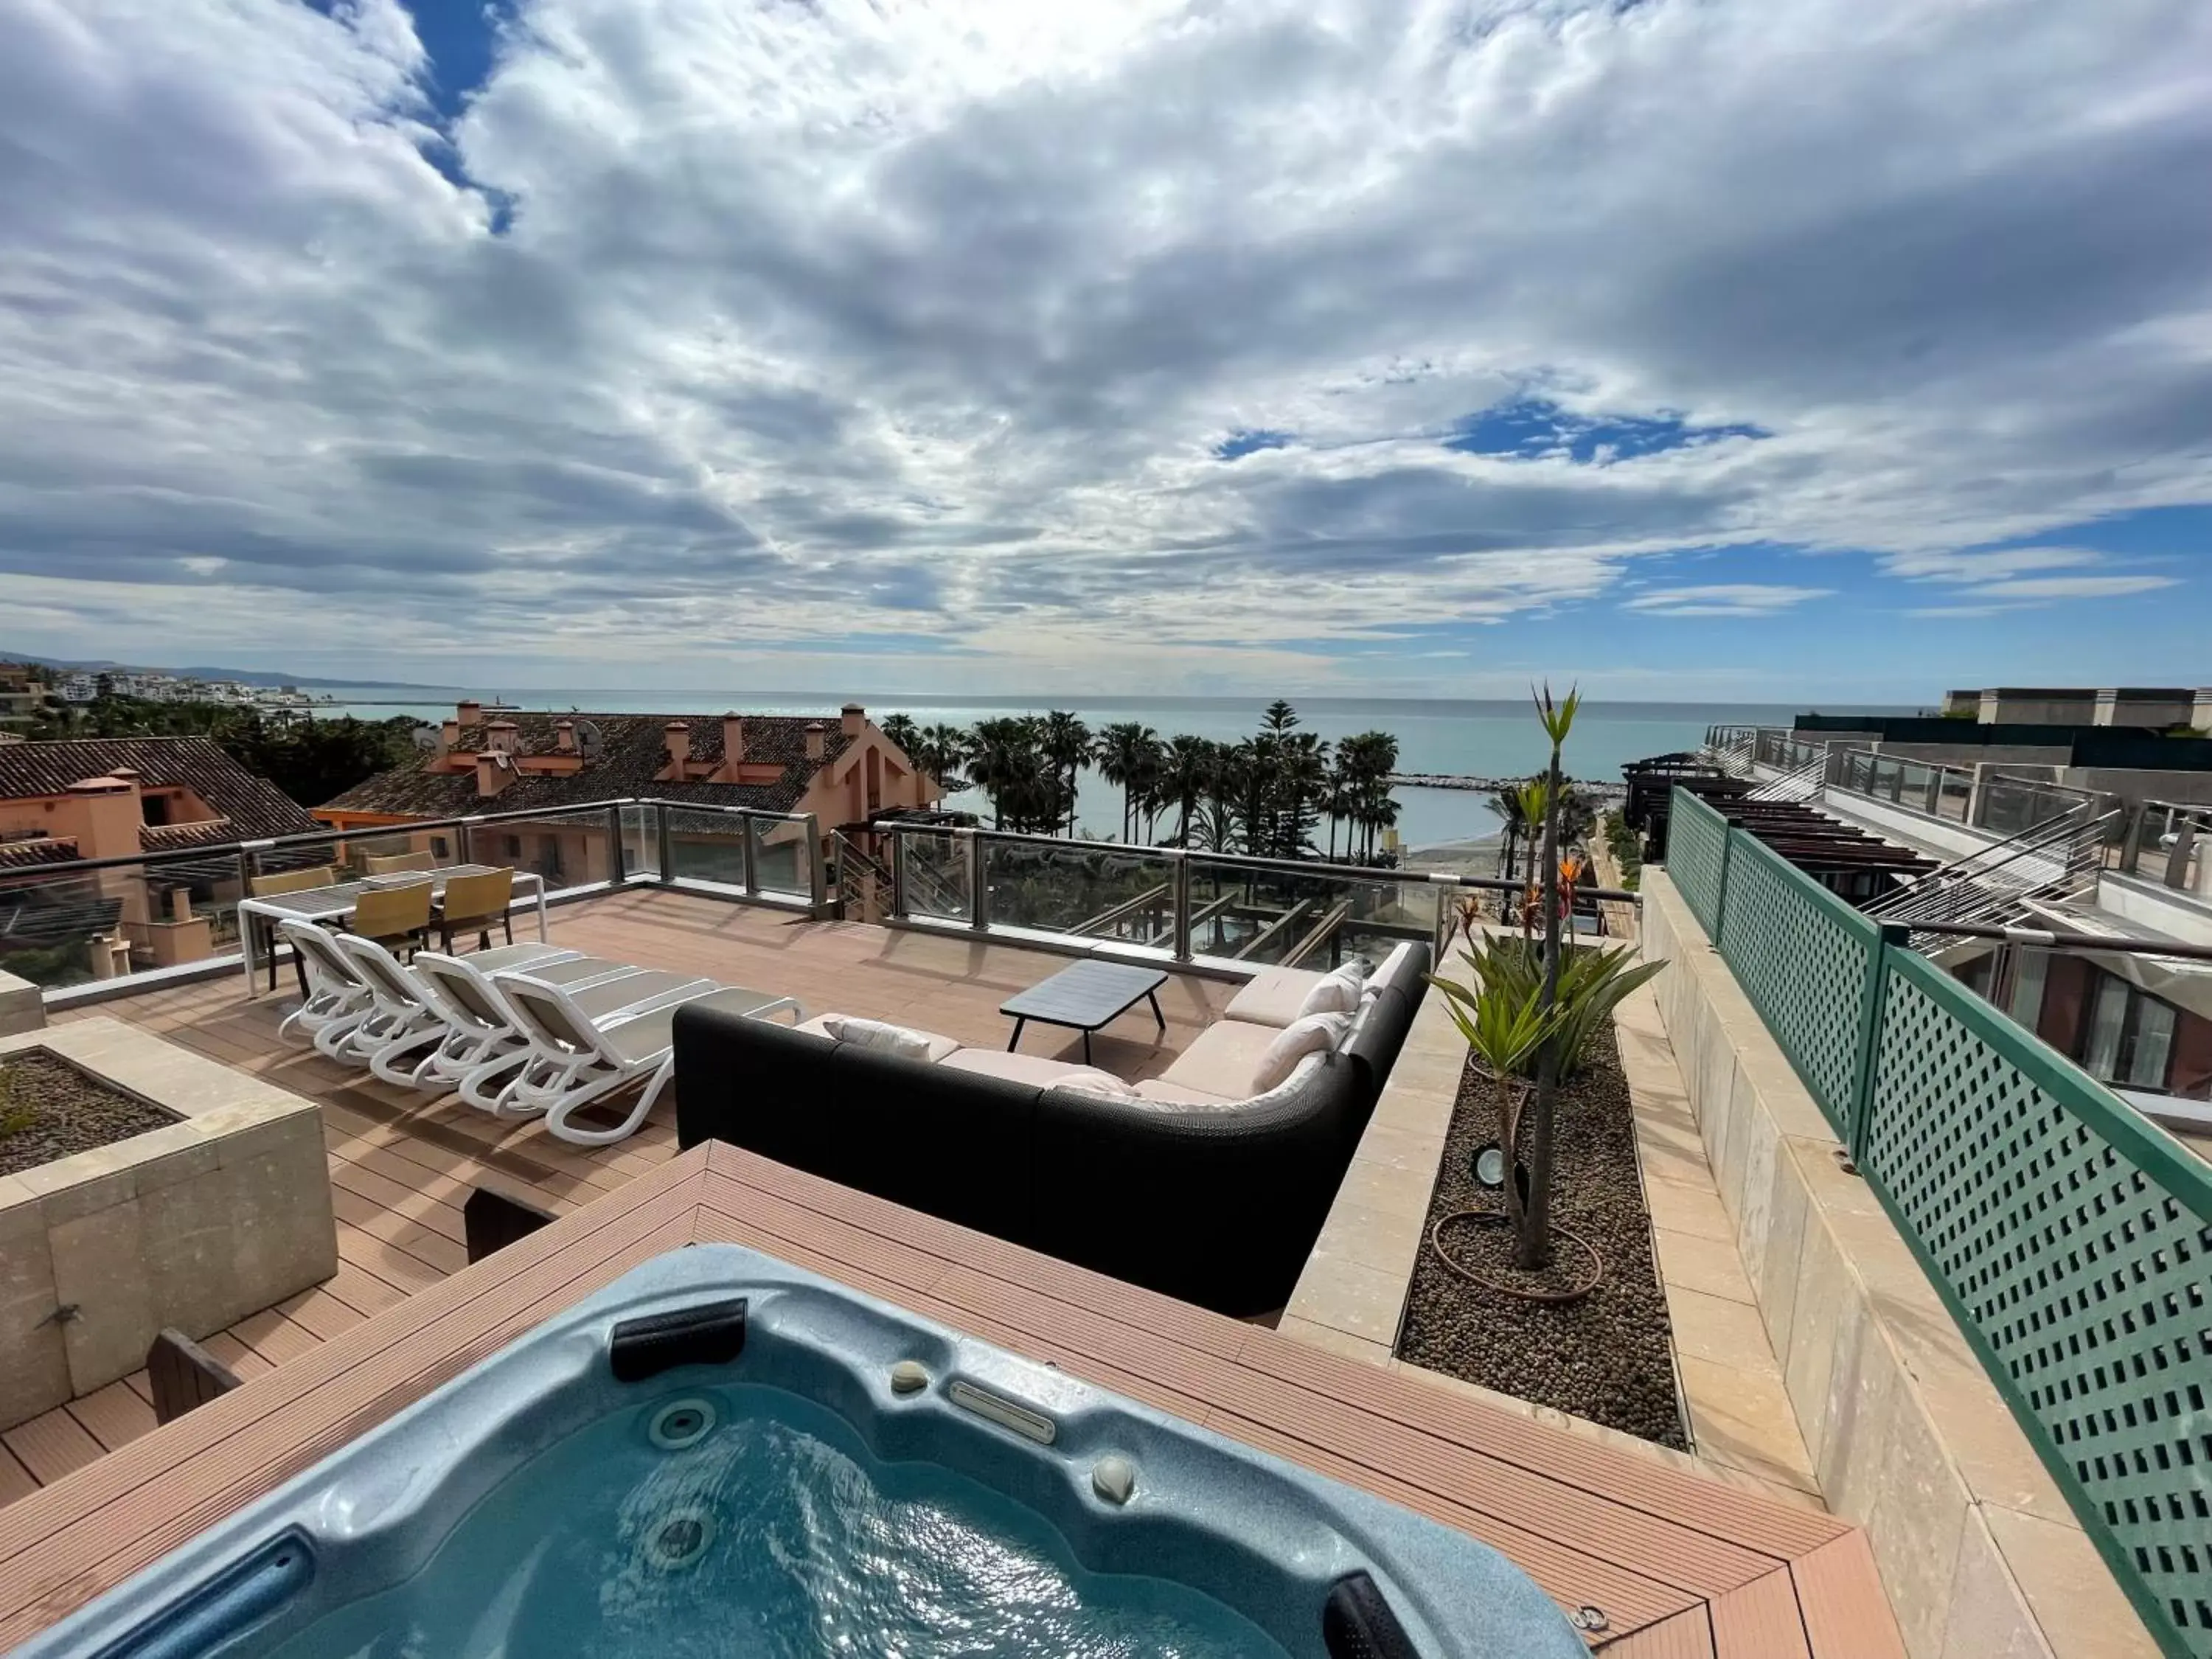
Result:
[309, 690, 1909, 852]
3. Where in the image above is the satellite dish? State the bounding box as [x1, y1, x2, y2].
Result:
[574, 720, 604, 760]
[411, 726, 440, 752]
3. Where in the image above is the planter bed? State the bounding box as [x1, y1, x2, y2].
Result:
[0, 1019, 337, 1430]
[1, 1051, 179, 1179]
[1394, 1026, 1688, 1450]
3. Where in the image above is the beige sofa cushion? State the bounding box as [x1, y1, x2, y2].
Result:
[940, 1048, 1127, 1091]
[1223, 961, 1368, 1027]
[795, 1013, 961, 1063]
[1133, 1051, 1329, 1113]
[1157, 1018, 1281, 1098]
[1132, 1078, 1240, 1108]
[1222, 967, 1325, 1029]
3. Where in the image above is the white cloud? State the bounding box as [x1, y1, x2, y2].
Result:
[1958, 574, 2179, 600]
[1623, 583, 1834, 616]
[0, 0, 2206, 685]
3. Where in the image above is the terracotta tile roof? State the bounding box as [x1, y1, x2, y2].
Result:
[317, 712, 855, 820]
[0, 737, 321, 846]
[0, 837, 81, 871]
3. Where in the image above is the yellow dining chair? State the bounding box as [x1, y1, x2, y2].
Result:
[349, 880, 434, 961]
[436, 868, 515, 953]
[246, 864, 337, 992]
[363, 850, 437, 875]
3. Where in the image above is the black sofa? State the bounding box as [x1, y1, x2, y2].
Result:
[672, 942, 1431, 1317]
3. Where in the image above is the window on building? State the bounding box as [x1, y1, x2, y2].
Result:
[504, 835, 522, 860]
[430, 835, 451, 859]
[139, 793, 170, 827]
[2079, 971, 2178, 1092]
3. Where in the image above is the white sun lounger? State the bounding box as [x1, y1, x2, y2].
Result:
[274, 921, 378, 1058]
[333, 933, 586, 1088]
[411, 949, 688, 1106]
[487, 968, 801, 1147]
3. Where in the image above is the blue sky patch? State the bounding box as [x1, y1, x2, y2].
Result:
[1447, 397, 1767, 464]
[1214, 428, 1295, 461]
[397, 0, 507, 122]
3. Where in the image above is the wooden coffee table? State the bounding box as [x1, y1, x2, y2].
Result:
[1001, 960, 1168, 1064]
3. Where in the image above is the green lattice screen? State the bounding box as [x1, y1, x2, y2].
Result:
[1863, 950, 2212, 1656]
[1711, 831, 1874, 1138]
[1667, 787, 1728, 939]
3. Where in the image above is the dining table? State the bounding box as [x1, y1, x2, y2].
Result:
[236, 864, 549, 995]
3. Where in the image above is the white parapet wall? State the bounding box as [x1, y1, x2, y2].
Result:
[0, 1018, 338, 1427]
[1639, 868, 2157, 1659]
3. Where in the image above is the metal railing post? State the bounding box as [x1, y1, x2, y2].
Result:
[235, 844, 259, 984]
[966, 830, 988, 933]
[654, 804, 674, 886]
[1846, 923, 1910, 1164]
[886, 828, 908, 921]
[1171, 850, 1192, 961]
[605, 802, 627, 883]
[803, 815, 827, 914]
[1712, 818, 1740, 949]
[742, 813, 762, 897]
[2163, 814, 2196, 890]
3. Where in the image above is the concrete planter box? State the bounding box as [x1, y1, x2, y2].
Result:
[0, 1018, 337, 1431]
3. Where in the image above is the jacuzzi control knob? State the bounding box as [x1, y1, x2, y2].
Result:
[890, 1360, 931, 1395]
[1091, 1455, 1137, 1506]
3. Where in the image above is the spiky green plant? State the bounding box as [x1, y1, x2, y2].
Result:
[1436, 973, 1561, 1247]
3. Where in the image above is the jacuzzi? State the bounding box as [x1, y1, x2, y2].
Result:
[19, 1245, 1584, 1658]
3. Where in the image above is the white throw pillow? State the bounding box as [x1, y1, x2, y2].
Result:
[1292, 969, 1363, 1022]
[1254, 1011, 1351, 1093]
[821, 1015, 937, 1062]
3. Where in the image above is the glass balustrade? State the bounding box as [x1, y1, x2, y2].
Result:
[1183, 857, 1441, 970]
[897, 830, 971, 923]
[979, 838, 1179, 948]
[1, 848, 248, 989]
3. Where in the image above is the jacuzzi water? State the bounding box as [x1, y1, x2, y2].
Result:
[264, 1388, 1280, 1658]
[18, 1246, 1585, 1659]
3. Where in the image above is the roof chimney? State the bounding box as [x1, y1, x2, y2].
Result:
[474, 751, 510, 799]
[554, 719, 577, 753]
[721, 712, 744, 765]
[841, 702, 864, 738]
[804, 720, 827, 762]
[485, 719, 518, 754]
[439, 717, 460, 750]
[457, 699, 482, 726]
[664, 721, 691, 768]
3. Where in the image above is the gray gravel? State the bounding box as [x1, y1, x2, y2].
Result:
[1394, 1029, 1689, 1450]
[0, 1050, 180, 1178]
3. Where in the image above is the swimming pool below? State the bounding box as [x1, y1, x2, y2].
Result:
[19, 1246, 1585, 1658]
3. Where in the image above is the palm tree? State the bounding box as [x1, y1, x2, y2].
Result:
[911, 723, 971, 796]
[1275, 731, 1330, 859]
[1038, 711, 1091, 837]
[1195, 740, 1239, 853]
[1488, 783, 1528, 880]
[1091, 723, 1161, 842]
[1158, 734, 1211, 846]
[877, 712, 921, 757]
[969, 716, 1057, 832]
[1230, 737, 1273, 855]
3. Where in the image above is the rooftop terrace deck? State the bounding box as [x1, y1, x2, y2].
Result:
[0, 887, 1903, 1655]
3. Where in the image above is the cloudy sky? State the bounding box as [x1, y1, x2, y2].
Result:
[1, 0, 2208, 700]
